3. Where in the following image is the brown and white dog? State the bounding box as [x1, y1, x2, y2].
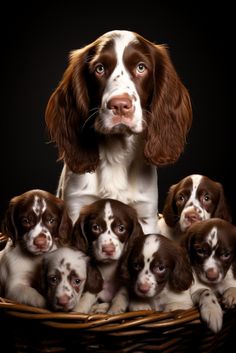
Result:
[41, 247, 89, 312]
[158, 174, 232, 239]
[181, 218, 236, 332]
[117, 233, 193, 312]
[71, 198, 143, 314]
[0, 189, 72, 308]
[45, 30, 192, 234]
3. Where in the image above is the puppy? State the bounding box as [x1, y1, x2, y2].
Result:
[182, 218, 236, 333]
[118, 233, 193, 312]
[0, 189, 72, 308]
[72, 198, 143, 314]
[158, 174, 231, 239]
[41, 247, 89, 312]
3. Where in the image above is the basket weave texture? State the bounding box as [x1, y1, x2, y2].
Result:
[0, 297, 235, 353]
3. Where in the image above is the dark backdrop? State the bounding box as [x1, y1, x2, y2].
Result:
[1, 1, 235, 224]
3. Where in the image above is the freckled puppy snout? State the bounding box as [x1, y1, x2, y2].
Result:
[107, 95, 132, 116]
[102, 243, 116, 255]
[185, 211, 201, 223]
[33, 233, 47, 248]
[57, 294, 70, 307]
[137, 282, 151, 294]
[206, 268, 220, 281]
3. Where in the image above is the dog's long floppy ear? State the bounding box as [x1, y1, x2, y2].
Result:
[162, 183, 179, 227]
[1, 197, 19, 246]
[71, 214, 89, 254]
[168, 244, 193, 292]
[144, 43, 192, 166]
[45, 42, 100, 174]
[213, 182, 232, 222]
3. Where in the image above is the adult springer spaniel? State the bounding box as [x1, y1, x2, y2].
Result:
[158, 174, 232, 239]
[45, 30, 192, 233]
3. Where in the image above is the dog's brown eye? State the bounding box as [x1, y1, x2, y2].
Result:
[136, 62, 146, 74]
[21, 217, 30, 225]
[220, 251, 231, 260]
[48, 275, 59, 286]
[176, 194, 186, 205]
[133, 262, 142, 271]
[202, 194, 211, 202]
[47, 218, 55, 224]
[196, 248, 207, 257]
[154, 264, 166, 274]
[95, 63, 105, 76]
[116, 224, 126, 233]
[91, 224, 102, 233]
[72, 278, 81, 286]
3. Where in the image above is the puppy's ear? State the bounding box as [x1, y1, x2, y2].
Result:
[57, 207, 73, 245]
[162, 184, 179, 227]
[168, 244, 193, 292]
[1, 198, 18, 246]
[213, 182, 232, 222]
[71, 214, 89, 253]
[84, 261, 103, 293]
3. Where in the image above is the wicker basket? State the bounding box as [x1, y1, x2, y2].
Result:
[0, 297, 235, 353]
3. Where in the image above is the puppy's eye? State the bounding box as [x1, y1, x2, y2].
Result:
[95, 63, 105, 76]
[91, 224, 102, 233]
[47, 218, 55, 224]
[133, 262, 142, 271]
[202, 194, 211, 202]
[136, 62, 146, 74]
[220, 251, 231, 260]
[176, 194, 186, 204]
[48, 275, 59, 286]
[72, 278, 81, 286]
[116, 224, 126, 234]
[154, 264, 166, 274]
[21, 217, 30, 225]
[196, 247, 207, 257]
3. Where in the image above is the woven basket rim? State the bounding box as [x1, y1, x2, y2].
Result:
[0, 297, 201, 332]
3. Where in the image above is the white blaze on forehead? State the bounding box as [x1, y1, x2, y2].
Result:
[206, 226, 218, 248]
[104, 201, 114, 227]
[143, 234, 160, 262]
[32, 195, 46, 216]
[187, 174, 203, 203]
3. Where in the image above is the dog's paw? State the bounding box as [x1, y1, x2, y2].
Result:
[90, 302, 109, 314]
[108, 303, 126, 315]
[129, 302, 152, 312]
[222, 287, 236, 309]
[199, 290, 223, 333]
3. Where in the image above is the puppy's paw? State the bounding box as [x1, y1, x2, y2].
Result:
[108, 303, 126, 315]
[199, 290, 223, 333]
[90, 302, 109, 314]
[129, 301, 152, 312]
[222, 287, 236, 309]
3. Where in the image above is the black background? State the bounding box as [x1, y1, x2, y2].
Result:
[1, 1, 235, 224]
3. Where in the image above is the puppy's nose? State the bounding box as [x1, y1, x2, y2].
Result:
[57, 294, 70, 307]
[102, 243, 116, 255]
[206, 268, 220, 281]
[137, 282, 151, 294]
[34, 234, 47, 249]
[185, 211, 201, 224]
[107, 95, 132, 116]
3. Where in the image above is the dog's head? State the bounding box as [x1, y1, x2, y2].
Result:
[2, 189, 72, 254]
[182, 218, 236, 285]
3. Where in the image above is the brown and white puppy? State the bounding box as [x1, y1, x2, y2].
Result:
[72, 198, 143, 314]
[118, 233, 193, 312]
[182, 218, 236, 333]
[158, 174, 231, 239]
[0, 189, 72, 308]
[41, 247, 89, 312]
